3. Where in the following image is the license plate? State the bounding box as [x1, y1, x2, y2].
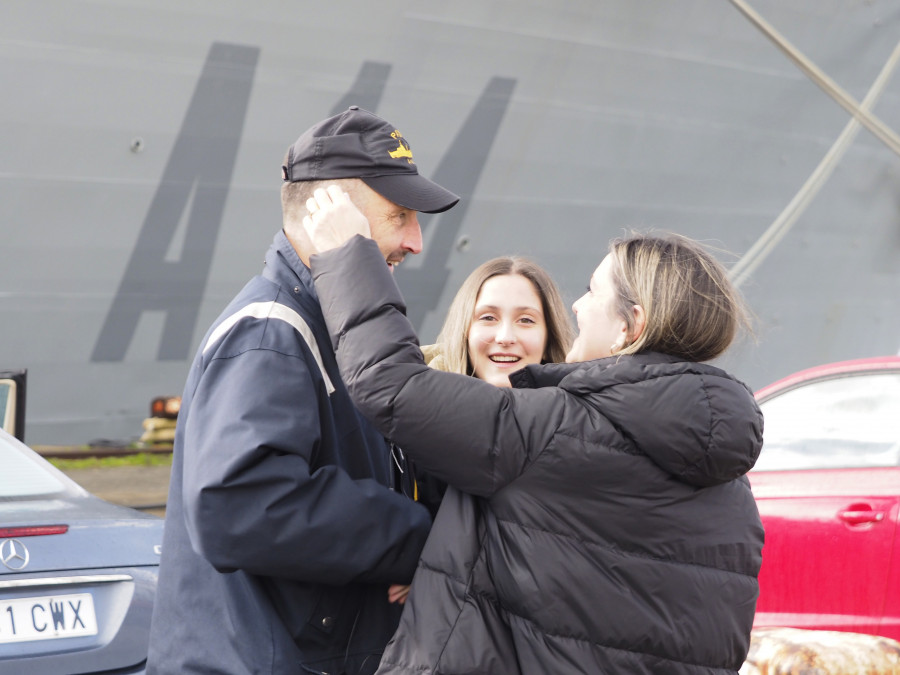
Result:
[0, 593, 98, 644]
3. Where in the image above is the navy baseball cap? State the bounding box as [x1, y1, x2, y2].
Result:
[282, 106, 459, 214]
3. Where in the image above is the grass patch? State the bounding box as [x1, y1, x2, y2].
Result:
[49, 452, 173, 471]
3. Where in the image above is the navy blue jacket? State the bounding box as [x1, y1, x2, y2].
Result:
[147, 232, 431, 675]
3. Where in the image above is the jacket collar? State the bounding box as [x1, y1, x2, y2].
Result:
[263, 231, 317, 295]
[510, 353, 681, 389]
[509, 360, 597, 389]
[261, 231, 327, 321]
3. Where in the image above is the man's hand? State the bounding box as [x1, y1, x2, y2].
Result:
[388, 583, 411, 605]
[303, 184, 371, 253]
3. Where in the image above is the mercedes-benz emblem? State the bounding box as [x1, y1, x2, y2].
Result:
[0, 538, 30, 571]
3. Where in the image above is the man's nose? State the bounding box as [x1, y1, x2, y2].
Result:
[402, 214, 423, 255]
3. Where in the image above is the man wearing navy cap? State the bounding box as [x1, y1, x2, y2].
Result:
[148, 108, 459, 675]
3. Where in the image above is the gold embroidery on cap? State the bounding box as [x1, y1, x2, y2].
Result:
[388, 130, 414, 163]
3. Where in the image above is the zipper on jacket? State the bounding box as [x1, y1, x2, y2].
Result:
[390, 443, 418, 501]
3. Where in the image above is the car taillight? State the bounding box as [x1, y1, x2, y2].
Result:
[0, 525, 68, 537]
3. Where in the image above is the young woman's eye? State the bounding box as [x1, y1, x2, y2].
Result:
[519, 316, 536, 325]
[477, 314, 497, 322]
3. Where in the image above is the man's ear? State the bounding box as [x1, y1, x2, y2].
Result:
[631, 304, 647, 342]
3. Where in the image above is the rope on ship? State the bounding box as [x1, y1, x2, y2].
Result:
[727, 0, 900, 287]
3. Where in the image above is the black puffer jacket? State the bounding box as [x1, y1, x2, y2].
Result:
[311, 237, 765, 675]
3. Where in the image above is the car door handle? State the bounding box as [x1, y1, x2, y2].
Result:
[838, 510, 885, 525]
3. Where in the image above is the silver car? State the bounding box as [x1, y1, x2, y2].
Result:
[0, 427, 163, 674]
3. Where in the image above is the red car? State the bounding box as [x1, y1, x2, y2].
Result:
[749, 356, 900, 640]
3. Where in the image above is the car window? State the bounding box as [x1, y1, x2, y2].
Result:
[0, 434, 67, 497]
[754, 371, 900, 472]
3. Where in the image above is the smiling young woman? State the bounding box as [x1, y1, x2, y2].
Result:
[427, 256, 573, 384]
[466, 274, 549, 387]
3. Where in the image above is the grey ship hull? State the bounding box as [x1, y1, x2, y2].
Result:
[1, 0, 899, 443]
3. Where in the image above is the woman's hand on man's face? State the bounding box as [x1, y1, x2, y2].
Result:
[303, 184, 371, 254]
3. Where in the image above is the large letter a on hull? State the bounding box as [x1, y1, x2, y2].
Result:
[91, 43, 259, 362]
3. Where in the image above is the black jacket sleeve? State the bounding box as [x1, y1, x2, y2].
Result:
[311, 236, 564, 498]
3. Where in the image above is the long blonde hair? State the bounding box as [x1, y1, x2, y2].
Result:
[433, 257, 573, 375]
[609, 232, 749, 362]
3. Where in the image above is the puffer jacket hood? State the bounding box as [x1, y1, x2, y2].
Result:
[516, 353, 764, 487]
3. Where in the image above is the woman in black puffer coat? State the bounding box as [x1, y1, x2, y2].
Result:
[306, 196, 764, 675]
